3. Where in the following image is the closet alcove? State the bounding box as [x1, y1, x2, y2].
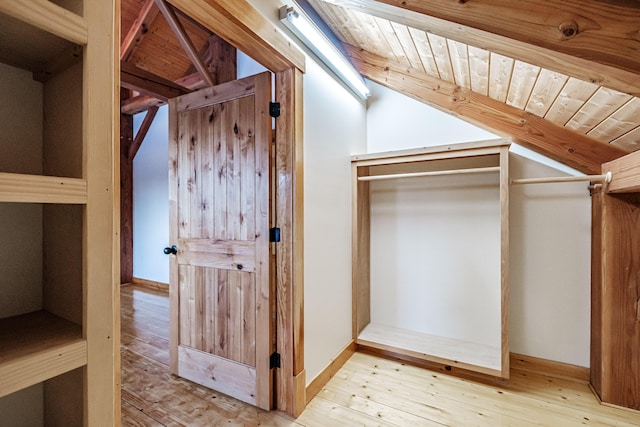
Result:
[352, 139, 510, 378]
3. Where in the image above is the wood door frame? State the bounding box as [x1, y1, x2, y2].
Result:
[166, 0, 306, 417]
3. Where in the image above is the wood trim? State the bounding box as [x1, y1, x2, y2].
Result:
[305, 341, 356, 404]
[131, 277, 170, 292]
[0, 0, 88, 46]
[352, 164, 370, 338]
[167, 0, 305, 73]
[358, 346, 590, 385]
[167, 97, 179, 375]
[84, 0, 119, 423]
[499, 145, 510, 378]
[347, 45, 627, 174]
[603, 149, 640, 193]
[275, 68, 305, 418]
[322, 0, 640, 97]
[510, 353, 589, 383]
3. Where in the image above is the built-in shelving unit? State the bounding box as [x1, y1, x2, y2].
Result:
[351, 139, 510, 378]
[0, 0, 117, 424]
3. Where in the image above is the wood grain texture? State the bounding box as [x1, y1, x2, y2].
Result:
[0, 172, 87, 204]
[352, 164, 370, 337]
[169, 72, 272, 409]
[120, 62, 189, 101]
[603, 149, 640, 193]
[120, 108, 134, 285]
[317, 0, 640, 97]
[591, 192, 640, 409]
[84, 0, 120, 423]
[120, 0, 159, 61]
[306, 341, 357, 404]
[0, 0, 88, 45]
[122, 284, 640, 426]
[0, 311, 86, 398]
[167, 0, 305, 73]
[346, 45, 627, 174]
[275, 68, 306, 417]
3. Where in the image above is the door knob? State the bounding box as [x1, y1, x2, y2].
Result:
[163, 245, 178, 255]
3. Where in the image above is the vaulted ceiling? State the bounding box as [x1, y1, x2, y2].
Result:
[120, 0, 640, 174]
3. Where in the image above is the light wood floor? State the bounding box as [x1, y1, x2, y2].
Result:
[121, 284, 640, 426]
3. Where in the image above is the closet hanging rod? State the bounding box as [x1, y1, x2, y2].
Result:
[358, 166, 501, 182]
[510, 171, 612, 185]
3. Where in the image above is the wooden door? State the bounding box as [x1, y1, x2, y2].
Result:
[168, 72, 272, 409]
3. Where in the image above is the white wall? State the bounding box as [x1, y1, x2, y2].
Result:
[367, 81, 498, 152]
[366, 80, 591, 367]
[302, 58, 367, 382]
[133, 105, 170, 283]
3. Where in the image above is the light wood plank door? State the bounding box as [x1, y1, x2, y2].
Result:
[168, 72, 272, 410]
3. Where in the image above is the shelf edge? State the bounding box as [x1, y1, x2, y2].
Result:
[0, 0, 88, 46]
[0, 173, 87, 204]
[0, 338, 87, 398]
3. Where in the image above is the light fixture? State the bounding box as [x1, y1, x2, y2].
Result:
[279, 5, 370, 99]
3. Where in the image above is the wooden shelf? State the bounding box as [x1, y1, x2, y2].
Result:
[0, 311, 86, 398]
[357, 323, 502, 377]
[0, 172, 87, 204]
[0, 0, 87, 46]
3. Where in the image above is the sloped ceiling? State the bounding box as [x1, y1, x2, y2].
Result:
[306, 0, 640, 174]
[120, 0, 640, 174]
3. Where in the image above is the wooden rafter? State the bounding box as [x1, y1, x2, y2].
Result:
[167, 0, 305, 73]
[154, 0, 216, 86]
[318, 0, 640, 97]
[121, 0, 160, 62]
[129, 106, 159, 160]
[346, 45, 627, 174]
[121, 62, 190, 101]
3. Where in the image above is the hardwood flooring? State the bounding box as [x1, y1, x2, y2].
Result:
[121, 284, 640, 426]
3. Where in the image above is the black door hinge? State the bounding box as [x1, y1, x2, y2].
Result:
[270, 352, 281, 369]
[269, 227, 281, 243]
[269, 102, 281, 118]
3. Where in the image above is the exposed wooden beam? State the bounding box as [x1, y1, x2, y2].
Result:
[206, 34, 237, 85]
[603, 150, 640, 193]
[154, 0, 216, 86]
[120, 0, 160, 62]
[346, 45, 627, 174]
[167, 0, 305, 73]
[319, 0, 640, 97]
[119, 71, 209, 115]
[129, 106, 159, 160]
[121, 62, 190, 102]
[121, 95, 164, 115]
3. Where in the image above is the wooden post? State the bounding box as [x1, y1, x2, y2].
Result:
[120, 90, 134, 285]
[591, 189, 640, 410]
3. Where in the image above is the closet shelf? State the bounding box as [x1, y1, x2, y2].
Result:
[357, 323, 502, 377]
[0, 0, 87, 46]
[0, 311, 86, 398]
[0, 172, 87, 204]
[358, 166, 500, 181]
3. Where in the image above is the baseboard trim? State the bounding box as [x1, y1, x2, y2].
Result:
[132, 277, 169, 292]
[357, 345, 589, 385]
[510, 353, 590, 383]
[305, 340, 356, 404]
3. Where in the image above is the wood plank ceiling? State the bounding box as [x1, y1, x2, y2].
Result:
[305, 0, 640, 173]
[115, 0, 640, 173]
